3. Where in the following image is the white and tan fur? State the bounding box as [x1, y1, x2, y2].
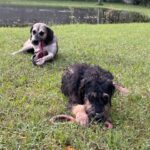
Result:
[12, 23, 58, 66]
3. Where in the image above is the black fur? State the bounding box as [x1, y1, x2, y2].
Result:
[44, 27, 54, 45]
[61, 64, 115, 122]
[30, 26, 33, 42]
[30, 25, 33, 33]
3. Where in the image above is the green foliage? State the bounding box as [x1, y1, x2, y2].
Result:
[133, 0, 150, 6]
[0, 23, 150, 149]
[104, 0, 122, 2]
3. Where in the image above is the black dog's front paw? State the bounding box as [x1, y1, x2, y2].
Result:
[75, 112, 89, 127]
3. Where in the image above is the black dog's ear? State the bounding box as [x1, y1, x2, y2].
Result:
[101, 80, 115, 106]
[105, 80, 115, 95]
[45, 26, 54, 45]
[79, 79, 86, 90]
[79, 79, 87, 96]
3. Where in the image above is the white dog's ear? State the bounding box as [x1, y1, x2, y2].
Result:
[45, 26, 54, 45]
[30, 25, 33, 33]
[30, 26, 33, 40]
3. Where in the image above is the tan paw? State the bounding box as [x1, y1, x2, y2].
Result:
[75, 112, 89, 127]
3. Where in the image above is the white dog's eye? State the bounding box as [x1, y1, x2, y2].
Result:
[39, 31, 44, 36]
[32, 30, 36, 35]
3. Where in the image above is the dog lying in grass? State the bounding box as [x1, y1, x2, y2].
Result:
[12, 23, 58, 66]
[60, 64, 129, 128]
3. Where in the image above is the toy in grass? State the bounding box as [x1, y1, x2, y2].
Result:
[31, 41, 48, 65]
[49, 114, 113, 129]
[49, 115, 75, 123]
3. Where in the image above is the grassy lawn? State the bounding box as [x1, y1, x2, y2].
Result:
[0, 0, 150, 17]
[0, 23, 150, 149]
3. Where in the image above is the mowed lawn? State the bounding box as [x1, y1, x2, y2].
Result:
[0, 23, 150, 149]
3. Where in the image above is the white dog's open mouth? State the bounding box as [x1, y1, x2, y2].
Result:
[34, 41, 45, 54]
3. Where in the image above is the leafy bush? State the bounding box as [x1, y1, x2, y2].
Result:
[103, 0, 122, 2]
[133, 0, 150, 6]
[142, 0, 150, 5]
[59, 0, 149, 5]
[77, 0, 150, 5]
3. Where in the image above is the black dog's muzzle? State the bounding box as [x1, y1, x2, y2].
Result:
[94, 113, 106, 122]
[87, 109, 106, 122]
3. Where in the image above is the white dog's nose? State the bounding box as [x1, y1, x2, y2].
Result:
[32, 40, 39, 45]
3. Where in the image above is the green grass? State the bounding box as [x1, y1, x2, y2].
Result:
[0, 0, 150, 17]
[0, 23, 150, 149]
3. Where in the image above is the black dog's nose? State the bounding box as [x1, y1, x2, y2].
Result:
[95, 113, 105, 122]
[32, 40, 39, 45]
[95, 113, 103, 119]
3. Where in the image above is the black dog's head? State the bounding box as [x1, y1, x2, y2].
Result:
[30, 23, 54, 46]
[80, 78, 115, 122]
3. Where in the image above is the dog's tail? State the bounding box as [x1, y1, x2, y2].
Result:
[113, 82, 129, 95]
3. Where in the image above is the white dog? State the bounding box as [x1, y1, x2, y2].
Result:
[12, 23, 58, 66]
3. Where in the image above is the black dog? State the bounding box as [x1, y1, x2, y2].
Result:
[61, 64, 128, 127]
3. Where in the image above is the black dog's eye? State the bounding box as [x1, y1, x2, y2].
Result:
[32, 30, 36, 35]
[39, 31, 44, 36]
[102, 93, 109, 105]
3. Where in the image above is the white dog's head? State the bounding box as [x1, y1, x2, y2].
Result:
[30, 23, 54, 47]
